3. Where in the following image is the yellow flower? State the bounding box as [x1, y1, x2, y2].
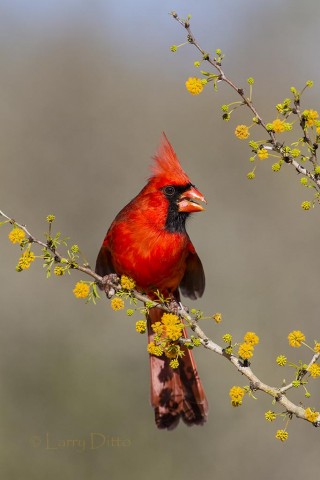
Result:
[135, 320, 147, 334]
[169, 359, 179, 369]
[305, 407, 319, 423]
[147, 342, 163, 357]
[314, 342, 320, 353]
[54, 266, 64, 276]
[276, 355, 287, 366]
[229, 386, 245, 407]
[161, 313, 180, 325]
[303, 109, 319, 127]
[17, 251, 35, 270]
[224, 346, 233, 355]
[165, 344, 181, 359]
[271, 119, 286, 133]
[235, 124, 250, 139]
[73, 281, 90, 299]
[275, 429, 288, 442]
[238, 342, 254, 360]
[291, 148, 301, 157]
[151, 321, 164, 336]
[110, 297, 125, 310]
[272, 163, 281, 172]
[301, 201, 312, 211]
[120, 275, 135, 290]
[166, 325, 183, 341]
[185, 77, 204, 95]
[247, 171, 255, 180]
[222, 333, 232, 343]
[213, 312, 222, 323]
[265, 410, 276, 422]
[244, 332, 259, 346]
[308, 363, 320, 378]
[257, 148, 269, 160]
[8, 227, 25, 244]
[46, 214, 55, 223]
[161, 313, 184, 341]
[288, 330, 305, 348]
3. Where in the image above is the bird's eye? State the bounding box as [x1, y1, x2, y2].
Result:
[164, 185, 175, 196]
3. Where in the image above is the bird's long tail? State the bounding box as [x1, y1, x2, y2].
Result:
[148, 307, 208, 430]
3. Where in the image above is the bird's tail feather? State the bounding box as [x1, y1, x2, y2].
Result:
[148, 307, 208, 430]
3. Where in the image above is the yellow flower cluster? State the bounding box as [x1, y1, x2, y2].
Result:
[185, 77, 204, 95]
[120, 275, 135, 290]
[305, 407, 319, 423]
[235, 124, 250, 139]
[73, 281, 90, 299]
[238, 331, 259, 360]
[275, 429, 288, 442]
[8, 227, 25, 244]
[147, 313, 185, 368]
[314, 343, 320, 353]
[17, 251, 35, 271]
[288, 330, 305, 348]
[135, 320, 147, 334]
[303, 109, 319, 127]
[110, 297, 125, 310]
[229, 386, 245, 407]
[308, 363, 320, 378]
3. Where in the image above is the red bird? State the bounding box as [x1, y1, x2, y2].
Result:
[95, 134, 208, 429]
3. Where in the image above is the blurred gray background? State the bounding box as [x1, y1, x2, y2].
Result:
[0, 0, 320, 478]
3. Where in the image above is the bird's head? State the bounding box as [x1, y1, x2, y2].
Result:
[146, 134, 206, 232]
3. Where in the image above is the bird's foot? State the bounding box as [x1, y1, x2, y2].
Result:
[167, 299, 181, 316]
[100, 273, 119, 298]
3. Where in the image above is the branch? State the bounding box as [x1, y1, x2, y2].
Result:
[1, 208, 319, 431]
[171, 12, 320, 196]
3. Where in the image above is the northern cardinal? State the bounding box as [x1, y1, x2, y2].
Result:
[95, 134, 208, 429]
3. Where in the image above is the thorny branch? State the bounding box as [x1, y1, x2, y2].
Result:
[171, 11, 320, 191]
[1, 208, 319, 427]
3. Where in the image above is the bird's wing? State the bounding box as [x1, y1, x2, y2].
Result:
[95, 237, 116, 278]
[179, 245, 205, 300]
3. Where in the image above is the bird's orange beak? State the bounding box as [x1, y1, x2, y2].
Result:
[178, 186, 207, 213]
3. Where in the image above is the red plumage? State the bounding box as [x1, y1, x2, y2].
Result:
[96, 134, 208, 429]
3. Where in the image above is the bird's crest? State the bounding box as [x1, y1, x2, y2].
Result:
[150, 133, 190, 186]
